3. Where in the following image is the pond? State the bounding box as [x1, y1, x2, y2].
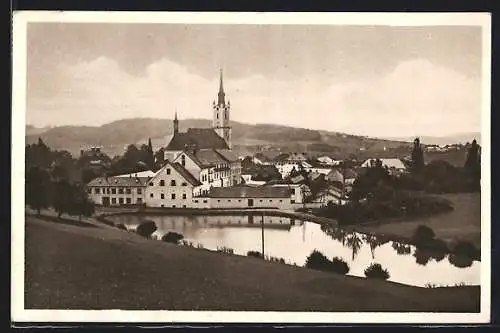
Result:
[108, 214, 480, 287]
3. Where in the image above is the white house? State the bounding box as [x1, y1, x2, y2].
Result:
[317, 156, 341, 166]
[361, 158, 407, 174]
[326, 168, 358, 185]
[145, 161, 202, 208]
[172, 148, 242, 196]
[208, 185, 293, 210]
[314, 185, 349, 207]
[86, 175, 149, 206]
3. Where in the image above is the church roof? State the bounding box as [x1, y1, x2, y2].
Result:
[215, 149, 239, 162]
[165, 128, 229, 151]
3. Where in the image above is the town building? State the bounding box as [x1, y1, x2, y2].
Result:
[361, 158, 407, 175]
[207, 185, 293, 210]
[86, 175, 149, 206]
[172, 148, 242, 196]
[145, 161, 202, 208]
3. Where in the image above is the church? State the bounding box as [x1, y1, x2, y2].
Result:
[163, 69, 242, 193]
[164, 69, 233, 161]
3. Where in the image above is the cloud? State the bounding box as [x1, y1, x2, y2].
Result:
[26, 57, 481, 137]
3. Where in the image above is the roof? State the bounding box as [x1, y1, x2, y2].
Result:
[192, 149, 228, 167]
[215, 149, 239, 162]
[169, 162, 202, 186]
[165, 128, 229, 151]
[115, 170, 156, 178]
[361, 158, 406, 170]
[290, 175, 305, 184]
[87, 176, 150, 187]
[288, 152, 307, 161]
[208, 185, 291, 198]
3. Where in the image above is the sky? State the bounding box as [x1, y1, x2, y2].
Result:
[25, 22, 484, 137]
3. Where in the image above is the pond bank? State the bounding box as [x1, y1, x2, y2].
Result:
[24, 214, 480, 312]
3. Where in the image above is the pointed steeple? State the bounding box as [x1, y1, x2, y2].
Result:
[217, 68, 225, 106]
[173, 111, 179, 134]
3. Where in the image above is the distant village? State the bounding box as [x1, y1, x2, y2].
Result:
[83, 70, 476, 212]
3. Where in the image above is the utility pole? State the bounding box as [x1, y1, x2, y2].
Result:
[261, 212, 265, 259]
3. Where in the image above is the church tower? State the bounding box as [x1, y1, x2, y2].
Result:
[212, 69, 232, 149]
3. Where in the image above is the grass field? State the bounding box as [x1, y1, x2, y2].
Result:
[352, 193, 481, 249]
[24, 214, 479, 312]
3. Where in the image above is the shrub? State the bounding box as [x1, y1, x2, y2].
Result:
[412, 225, 436, 246]
[116, 223, 127, 231]
[330, 257, 350, 274]
[161, 232, 184, 244]
[247, 250, 263, 258]
[305, 250, 350, 275]
[216, 246, 234, 254]
[364, 263, 390, 280]
[136, 220, 157, 238]
[452, 240, 479, 259]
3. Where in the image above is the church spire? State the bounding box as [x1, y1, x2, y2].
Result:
[173, 111, 179, 134]
[217, 68, 225, 106]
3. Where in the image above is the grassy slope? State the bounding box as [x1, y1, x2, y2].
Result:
[25, 215, 479, 312]
[353, 193, 481, 249]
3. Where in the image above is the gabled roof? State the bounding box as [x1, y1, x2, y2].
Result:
[87, 176, 150, 187]
[115, 170, 156, 178]
[151, 161, 202, 187]
[170, 163, 202, 186]
[192, 149, 228, 167]
[165, 128, 229, 151]
[208, 185, 291, 198]
[215, 149, 239, 162]
[361, 158, 406, 170]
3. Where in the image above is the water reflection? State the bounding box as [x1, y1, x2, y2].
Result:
[108, 214, 480, 287]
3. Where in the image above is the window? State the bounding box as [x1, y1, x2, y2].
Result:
[87, 188, 91, 194]
[203, 200, 207, 203]
[172, 205, 176, 208]
[118, 198, 124, 204]
[112, 188, 116, 194]
[181, 155, 186, 167]
[217, 200, 220, 202]
[126, 198, 131, 204]
[225, 111, 228, 119]
[150, 193, 154, 198]
[137, 188, 142, 194]
[166, 168, 171, 175]
[161, 204, 164, 208]
[269, 200, 273, 202]
[95, 188, 100, 194]
[238, 200, 241, 202]
[194, 200, 199, 203]
[170, 180, 176, 186]
[291, 200, 295, 203]
[279, 200, 283, 203]
[182, 194, 187, 199]
[291, 188, 296, 195]
[217, 113, 219, 119]
[161, 193, 165, 199]
[160, 180, 165, 186]
[171, 193, 176, 199]
[111, 198, 116, 204]
[149, 182, 153, 186]
[183, 205, 186, 208]
[137, 198, 142, 203]
[181, 182, 187, 186]
[259, 200, 263, 202]
[228, 199, 231, 202]
[107, 188, 111, 194]
[118, 188, 124, 194]
[126, 188, 131, 194]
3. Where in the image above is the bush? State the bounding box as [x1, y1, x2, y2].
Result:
[412, 225, 436, 246]
[116, 223, 127, 231]
[305, 250, 350, 275]
[136, 220, 157, 238]
[247, 250, 263, 258]
[452, 240, 479, 259]
[161, 232, 184, 244]
[364, 263, 390, 280]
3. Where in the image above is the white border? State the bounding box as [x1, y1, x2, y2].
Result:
[11, 11, 492, 324]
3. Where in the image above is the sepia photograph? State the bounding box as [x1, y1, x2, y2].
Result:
[11, 11, 491, 324]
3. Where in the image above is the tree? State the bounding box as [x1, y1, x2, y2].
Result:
[464, 139, 481, 191]
[153, 147, 165, 171]
[51, 180, 75, 218]
[410, 137, 425, 173]
[70, 185, 95, 219]
[25, 166, 51, 214]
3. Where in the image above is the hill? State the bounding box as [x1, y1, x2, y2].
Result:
[25, 117, 413, 158]
[384, 132, 481, 146]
